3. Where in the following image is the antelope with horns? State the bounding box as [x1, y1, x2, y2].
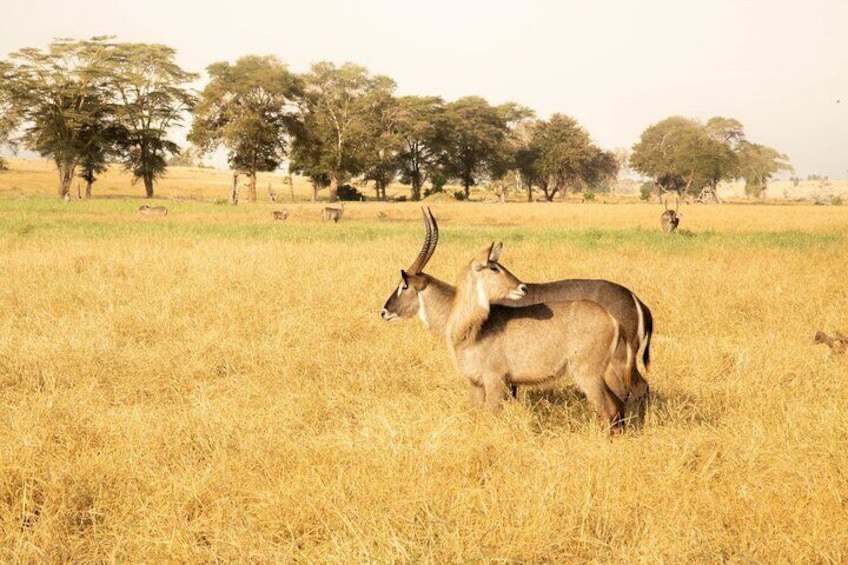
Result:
[138, 205, 168, 217]
[322, 201, 345, 223]
[660, 196, 680, 233]
[446, 242, 633, 430]
[380, 208, 651, 417]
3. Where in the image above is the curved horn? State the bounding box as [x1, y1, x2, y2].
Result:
[424, 207, 439, 269]
[407, 207, 438, 274]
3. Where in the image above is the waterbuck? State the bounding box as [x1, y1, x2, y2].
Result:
[272, 209, 289, 221]
[138, 205, 168, 217]
[446, 242, 633, 430]
[322, 201, 345, 223]
[661, 198, 680, 233]
[380, 208, 652, 415]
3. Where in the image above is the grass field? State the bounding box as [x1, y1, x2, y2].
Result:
[1, 159, 847, 563]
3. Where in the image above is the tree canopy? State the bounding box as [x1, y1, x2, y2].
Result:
[631, 116, 790, 202]
[293, 62, 396, 202]
[516, 114, 616, 201]
[1, 37, 196, 198]
[1, 37, 796, 204]
[189, 55, 302, 202]
[108, 43, 198, 197]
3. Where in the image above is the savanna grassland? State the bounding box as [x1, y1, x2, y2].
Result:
[1, 159, 847, 563]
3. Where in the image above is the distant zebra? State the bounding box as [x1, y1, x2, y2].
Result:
[322, 201, 345, 223]
[139, 205, 168, 217]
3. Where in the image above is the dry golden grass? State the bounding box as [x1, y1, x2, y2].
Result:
[1, 159, 847, 562]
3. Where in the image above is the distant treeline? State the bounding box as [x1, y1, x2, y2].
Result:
[0, 37, 791, 202]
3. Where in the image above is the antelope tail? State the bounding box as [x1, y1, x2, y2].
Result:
[631, 292, 653, 372]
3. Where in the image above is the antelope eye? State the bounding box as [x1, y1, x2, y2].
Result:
[489, 264, 500, 272]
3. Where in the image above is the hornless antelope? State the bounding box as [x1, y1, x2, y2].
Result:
[272, 209, 289, 221]
[661, 197, 680, 233]
[138, 205, 168, 217]
[445, 242, 633, 430]
[322, 201, 345, 223]
[380, 208, 652, 417]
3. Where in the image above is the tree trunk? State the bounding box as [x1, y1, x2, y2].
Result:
[84, 180, 92, 200]
[311, 181, 318, 202]
[57, 163, 74, 198]
[247, 170, 257, 202]
[144, 173, 154, 198]
[230, 173, 239, 205]
[328, 176, 339, 203]
[411, 170, 422, 201]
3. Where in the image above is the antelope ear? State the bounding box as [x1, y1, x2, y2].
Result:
[473, 243, 494, 270]
[488, 241, 503, 263]
[400, 270, 409, 286]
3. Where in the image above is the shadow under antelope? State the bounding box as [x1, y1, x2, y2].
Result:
[322, 201, 345, 223]
[381, 208, 653, 426]
[138, 205, 168, 217]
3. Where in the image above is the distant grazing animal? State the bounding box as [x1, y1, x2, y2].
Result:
[322, 201, 345, 223]
[380, 208, 652, 419]
[268, 183, 278, 202]
[444, 241, 634, 431]
[138, 205, 168, 217]
[661, 197, 680, 233]
[814, 330, 848, 354]
[272, 209, 289, 221]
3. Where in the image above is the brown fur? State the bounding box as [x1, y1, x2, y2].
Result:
[660, 210, 679, 233]
[380, 208, 651, 418]
[445, 243, 633, 432]
[272, 209, 289, 221]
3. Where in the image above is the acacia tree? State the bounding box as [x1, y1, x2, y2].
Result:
[394, 95, 446, 201]
[632, 116, 788, 202]
[2, 37, 116, 197]
[296, 62, 396, 202]
[517, 114, 609, 201]
[737, 141, 792, 198]
[190, 55, 302, 202]
[359, 91, 403, 201]
[76, 108, 124, 198]
[107, 43, 197, 198]
[0, 60, 16, 171]
[441, 96, 513, 199]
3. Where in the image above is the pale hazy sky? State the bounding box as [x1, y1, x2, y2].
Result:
[3, 0, 847, 178]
